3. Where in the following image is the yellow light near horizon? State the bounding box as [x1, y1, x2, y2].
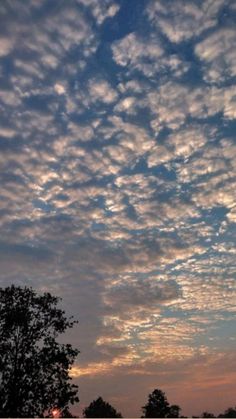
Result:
[52, 408, 60, 418]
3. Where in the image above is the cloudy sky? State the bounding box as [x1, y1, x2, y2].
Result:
[0, 0, 236, 416]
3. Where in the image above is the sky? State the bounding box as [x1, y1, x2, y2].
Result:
[0, 0, 236, 417]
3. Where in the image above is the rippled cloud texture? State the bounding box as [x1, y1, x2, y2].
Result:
[0, 0, 236, 416]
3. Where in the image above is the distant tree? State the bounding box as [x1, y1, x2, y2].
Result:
[201, 413, 215, 418]
[0, 285, 79, 417]
[142, 388, 181, 418]
[83, 396, 122, 418]
[168, 404, 181, 418]
[218, 407, 236, 418]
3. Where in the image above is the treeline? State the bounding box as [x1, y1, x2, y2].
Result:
[0, 285, 235, 418]
[82, 390, 236, 418]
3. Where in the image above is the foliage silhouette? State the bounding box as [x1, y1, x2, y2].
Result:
[83, 396, 122, 418]
[0, 285, 79, 417]
[218, 407, 236, 418]
[201, 412, 215, 418]
[168, 404, 181, 418]
[142, 388, 181, 418]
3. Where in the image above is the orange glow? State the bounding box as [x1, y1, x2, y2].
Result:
[52, 408, 60, 418]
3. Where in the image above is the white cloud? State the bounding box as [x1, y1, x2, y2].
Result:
[68, 122, 94, 142]
[92, 3, 120, 24]
[89, 79, 118, 103]
[147, 125, 207, 167]
[0, 89, 21, 106]
[147, 0, 225, 43]
[0, 127, 16, 138]
[114, 97, 136, 113]
[146, 83, 236, 133]
[77, 0, 120, 25]
[226, 207, 236, 223]
[195, 28, 236, 83]
[112, 32, 163, 67]
[112, 32, 184, 78]
[0, 37, 14, 57]
[167, 125, 207, 159]
[147, 82, 190, 130]
[54, 83, 66, 95]
[106, 4, 120, 18]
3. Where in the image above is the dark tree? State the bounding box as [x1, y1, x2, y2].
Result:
[218, 408, 236, 418]
[0, 285, 79, 417]
[83, 396, 122, 418]
[168, 404, 181, 418]
[201, 412, 215, 418]
[142, 389, 181, 418]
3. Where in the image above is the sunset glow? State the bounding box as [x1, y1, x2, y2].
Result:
[0, 0, 235, 417]
[52, 408, 60, 418]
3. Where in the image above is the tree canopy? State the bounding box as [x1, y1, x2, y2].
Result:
[218, 407, 236, 418]
[201, 412, 215, 418]
[83, 396, 122, 418]
[0, 285, 79, 417]
[142, 388, 181, 418]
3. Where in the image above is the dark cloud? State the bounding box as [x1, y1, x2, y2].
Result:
[104, 279, 180, 310]
[0, 241, 55, 278]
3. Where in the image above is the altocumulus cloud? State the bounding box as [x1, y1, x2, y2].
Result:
[0, 0, 236, 417]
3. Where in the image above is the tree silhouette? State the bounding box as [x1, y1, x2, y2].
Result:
[218, 407, 236, 418]
[168, 404, 181, 418]
[83, 396, 122, 418]
[142, 389, 181, 418]
[201, 412, 215, 418]
[0, 285, 79, 417]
